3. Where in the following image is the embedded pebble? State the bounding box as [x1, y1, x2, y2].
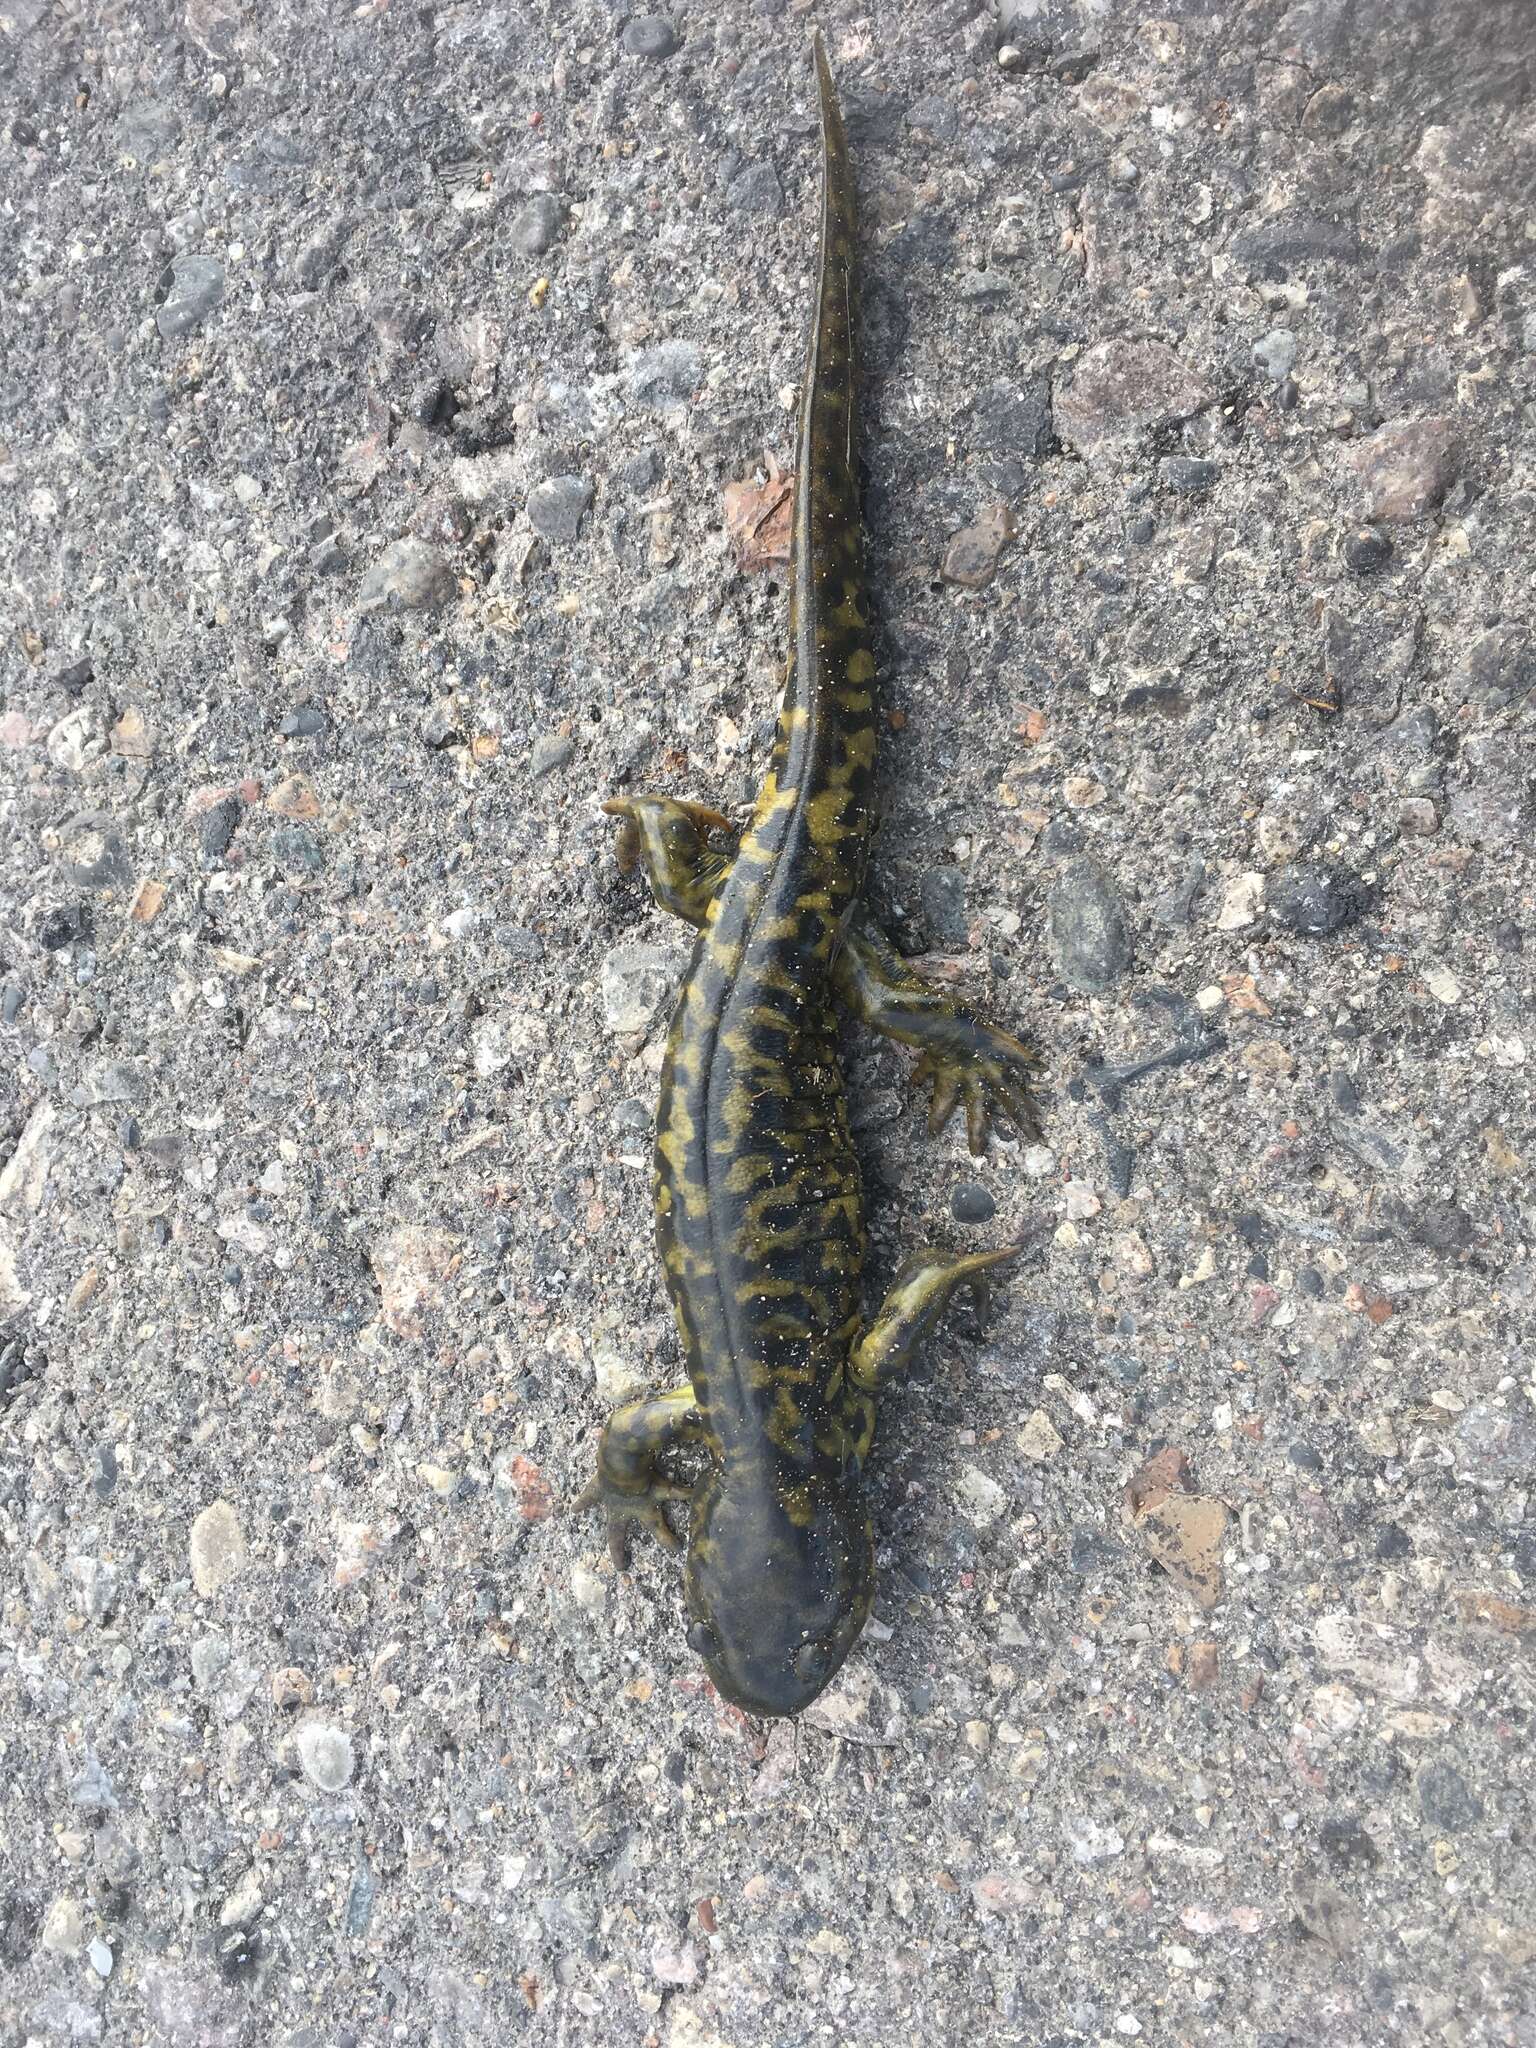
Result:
[727, 163, 785, 217]
[920, 867, 968, 943]
[42, 1898, 85, 1956]
[1417, 1761, 1483, 1834]
[530, 733, 575, 777]
[941, 505, 1012, 587]
[600, 942, 686, 1034]
[1251, 328, 1297, 380]
[297, 1722, 356, 1792]
[951, 1181, 995, 1224]
[956, 1465, 1008, 1526]
[509, 194, 565, 255]
[356, 538, 455, 613]
[1343, 526, 1392, 575]
[1053, 339, 1216, 461]
[1229, 214, 1362, 272]
[1018, 1409, 1065, 1462]
[622, 14, 678, 58]
[156, 253, 225, 339]
[1349, 416, 1461, 522]
[527, 475, 593, 542]
[1047, 857, 1133, 991]
[189, 1501, 247, 1597]
[1159, 456, 1218, 494]
[1267, 863, 1369, 937]
[628, 341, 701, 407]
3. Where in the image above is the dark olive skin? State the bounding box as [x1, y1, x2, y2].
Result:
[576, 37, 1041, 1720]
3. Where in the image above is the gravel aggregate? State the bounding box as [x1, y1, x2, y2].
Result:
[2, 2, 1534, 2044]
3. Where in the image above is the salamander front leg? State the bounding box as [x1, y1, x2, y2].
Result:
[573, 1384, 703, 1568]
[851, 1244, 1023, 1394]
[833, 920, 1042, 1154]
[602, 796, 734, 928]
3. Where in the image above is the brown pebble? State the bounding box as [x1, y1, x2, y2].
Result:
[270, 1667, 314, 1709]
[267, 772, 322, 821]
[129, 877, 166, 923]
[1188, 1641, 1220, 1690]
[1348, 415, 1460, 522]
[1125, 1445, 1190, 1518]
[941, 503, 1013, 588]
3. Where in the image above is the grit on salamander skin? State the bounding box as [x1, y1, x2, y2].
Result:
[577, 33, 1043, 1719]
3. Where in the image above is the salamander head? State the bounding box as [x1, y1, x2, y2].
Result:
[683, 1469, 874, 1718]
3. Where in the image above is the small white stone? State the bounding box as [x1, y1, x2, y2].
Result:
[87, 1937, 114, 1979]
[41, 1897, 85, 1956]
[1018, 1409, 1065, 1463]
[956, 1465, 1007, 1527]
[189, 1500, 247, 1598]
[1426, 966, 1461, 1005]
[570, 1562, 607, 1611]
[219, 1871, 263, 1928]
[1068, 1816, 1125, 1864]
[591, 1344, 646, 1403]
[1217, 872, 1265, 930]
[296, 1721, 355, 1792]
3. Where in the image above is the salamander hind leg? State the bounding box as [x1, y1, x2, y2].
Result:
[834, 921, 1042, 1154]
[851, 1244, 1024, 1394]
[573, 1384, 703, 1569]
[602, 796, 735, 928]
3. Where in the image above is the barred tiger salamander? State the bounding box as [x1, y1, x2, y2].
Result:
[577, 34, 1041, 1718]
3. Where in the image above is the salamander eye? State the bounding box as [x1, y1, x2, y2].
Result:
[793, 1639, 831, 1684]
[686, 1621, 720, 1660]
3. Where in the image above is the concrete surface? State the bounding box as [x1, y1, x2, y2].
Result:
[2, 0, 1534, 2042]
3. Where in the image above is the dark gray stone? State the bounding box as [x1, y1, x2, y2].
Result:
[1230, 215, 1363, 273]
[1267, 863, 1370, 937]
[156, 253, 225, 339]
[951, 1182, 996, 1225]
[623, 14, 678, 58]
[726, 163, 785, 217]
[1159, 456, 1219, 494]
[970, 376, 1055, 461]
[1048, 858, 1133, 991]
[509, 194, 565, 256]
[1416, 1761, 1483, 1834]
[200, 798, 243, 862]
[527, 476, 593, 542]
[919, 867, 968, 944]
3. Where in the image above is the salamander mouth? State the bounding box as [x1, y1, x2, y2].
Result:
[684, 1611, 856, 1718]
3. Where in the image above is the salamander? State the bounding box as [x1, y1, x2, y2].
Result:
[577, 33, 1041, 1718]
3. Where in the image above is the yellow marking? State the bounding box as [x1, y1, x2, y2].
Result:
[807, 787, 853, 845]
[656, 1128, 709, 1218]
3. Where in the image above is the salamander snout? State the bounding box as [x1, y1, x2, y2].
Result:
[683, 1473, 874, 1718]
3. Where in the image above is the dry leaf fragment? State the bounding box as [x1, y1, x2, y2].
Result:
[129, 878, 166, 924]
[1135, 1493, 1230, 1611]
[723, 466, 793, 573]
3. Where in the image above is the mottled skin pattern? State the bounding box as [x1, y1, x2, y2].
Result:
[577, 36, 1041, 1719]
